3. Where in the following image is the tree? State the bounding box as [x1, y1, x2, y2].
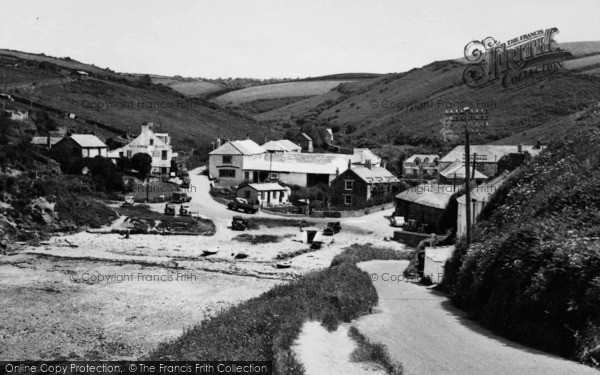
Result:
[130, 153, 152, 179]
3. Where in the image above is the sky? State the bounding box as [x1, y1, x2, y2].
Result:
[0, 0, 599, 79]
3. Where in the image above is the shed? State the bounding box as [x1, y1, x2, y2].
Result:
[237, 182, 290, 206]
[423, 245, 455, 283]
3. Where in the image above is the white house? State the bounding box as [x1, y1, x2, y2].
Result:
[236, 183, 290, 206]
[208, 139, 268, 183]
[262, 139, 302, 153]
[108, 122, 177, 175]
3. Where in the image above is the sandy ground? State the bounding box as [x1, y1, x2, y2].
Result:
[293, 321, 387, 375]
[0, 168, 402, 360]
[355, 260, 599, 375]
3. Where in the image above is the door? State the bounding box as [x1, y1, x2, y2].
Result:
[267, 191, 271, 204]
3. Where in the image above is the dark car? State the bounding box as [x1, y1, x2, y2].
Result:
[327, 222, 341, 233]
[172, 192, 192, 203]
[323, 227, 335, 236]
[231, 216, 248, 231]
[227, 197, 259, 214]
[181, 177, 191, 189]
[164, 203, 176, 215]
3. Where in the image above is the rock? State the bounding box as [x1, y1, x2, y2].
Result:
[25, 197, 57, 225]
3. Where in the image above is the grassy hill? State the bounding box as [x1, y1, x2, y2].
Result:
[0, 54, 263, 151]
[255, 41, 600, 146]
[442, 108, 600, 366]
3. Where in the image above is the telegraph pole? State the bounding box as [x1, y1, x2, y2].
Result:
[444, 107, 489, 246]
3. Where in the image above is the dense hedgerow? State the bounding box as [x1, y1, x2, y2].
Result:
[147, 245, 410, 374]
[442, 111, 600, 366]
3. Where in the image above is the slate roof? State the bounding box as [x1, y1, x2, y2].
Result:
[31, 136, 61, 146]
[245, 183, 287, 191]
[396, 184, 461, 209]
[69, 134, 107, 148]
[244, 152, 347, 174]
[262, 140, 302, 152]
[404, 154, 440, 164]
[439, 160, 488, 179]
[456, 173, 509, 204]
[210, 140, 267, 155]
[349, 166, 399, 183]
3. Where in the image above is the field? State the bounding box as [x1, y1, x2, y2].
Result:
[148, 76, 226, 97]
[211, 80, 354, 106]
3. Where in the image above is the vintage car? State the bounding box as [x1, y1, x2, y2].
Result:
[172, 191, 192, 203]
[179, 204, 192, 216]
[121, 195, 135, 207]
[181, 177, 191, 189]
[164, 203, 176, 215]
[231, 216, 248, 231]
[389, 216, 405, 227]
[403, 219, 420, 232]
[227, 197, 259, 214]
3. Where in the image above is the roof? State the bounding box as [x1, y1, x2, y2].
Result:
[457, 173, 509, 204]
[68, 134, 107, 148]
[296, 133, 312, 141]
[395, 184, 460, 209]
[351, 148, 381, 165]
[243, 183, 287, 191]
[31, 136, 61, 146]
[210, 139, 267, 155]
[404, 154, 440, 163]
[425, 245, 455, 263]
[244, 152, 348, 175]
[345, 166, 400, 184]
[262, 140, 302, 152]
[440, 145, 544, 163]
[439, 160, 488, 179]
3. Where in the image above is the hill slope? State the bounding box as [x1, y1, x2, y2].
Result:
[255, 41, 600, 146]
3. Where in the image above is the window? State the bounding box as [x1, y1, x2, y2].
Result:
[344, 195, 353, 205]
[414, 158, 420, 166]
[161, 150, 168, 160]
[119, 152, 124, 157]
[244, 190, 251, 199]
[270, 173, 278, 180]
[223, 155, 232, 164]
[244, 171, 250, 180]
[150, 139, 154, 146]
[219, 169, 236, 178]
[127, 150, 132, 158]
[345, 180, 353, 190]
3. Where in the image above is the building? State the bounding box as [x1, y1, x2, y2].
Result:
[438, 144, 544, 177]
[395, 184, 460, 233]
[330, 161, 400, 207]
[208, 139, 267, 183]
[262, 140, 302, 153]
[2, 109, 28, 121]
[53, 134, 108, 158]
[402, 154, 439, 178]
[293, 133, 313, 153]
[456, 173, 508, 238]
[351, 148, 381, 168]
[423, 245, 455, 283]
[236, 183, 290, 206]
[108, 123, 177, 175]
[30, 136, 61, 148]
[243, 152, 349, 186]
[438, 159, 488, 185]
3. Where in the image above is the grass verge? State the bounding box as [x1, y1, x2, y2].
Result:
[246, 217, 316, 230]
[146, 244, 410, 374]
[115, 205, 215, 235]
[348, 326, 404, 375]
[233, 234, 282, 244]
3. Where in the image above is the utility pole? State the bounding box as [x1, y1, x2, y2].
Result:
[444, 108, 489, 246]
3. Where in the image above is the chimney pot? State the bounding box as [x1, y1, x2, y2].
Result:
[518, 144, 523, 153]
[348, 159, 351, 170]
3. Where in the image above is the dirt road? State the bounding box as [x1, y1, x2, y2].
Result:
[355, 260, 598, 375]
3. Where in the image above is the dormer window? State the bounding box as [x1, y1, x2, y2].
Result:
[414, 158, 420, 166]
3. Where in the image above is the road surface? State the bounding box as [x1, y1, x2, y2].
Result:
[356, 260, 599, 375]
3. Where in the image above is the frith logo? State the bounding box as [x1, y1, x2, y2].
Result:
[463, 27, 570, 88]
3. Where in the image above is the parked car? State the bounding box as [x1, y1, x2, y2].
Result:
[231, 216, 248, 231]
[403, 219, 420, 232]
[179, 204, 192, 216]
[121, 195, 135, 207]
[327, 222, 341, 233]
[181, 177, 191, 189]
[323, 227, 335, 236]
[172, 192, 192, 203]
[164, 203, 176, 215]
[227, 197, 259, 214]
[390, 216, 405, 227]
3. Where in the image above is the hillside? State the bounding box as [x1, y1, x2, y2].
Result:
[255, 41, 600, 146]
[442, 108, 600, 366]
[0, 54, 263, 150]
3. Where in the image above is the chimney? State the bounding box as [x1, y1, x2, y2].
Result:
[535, 138, 541, 149]
[47, 136, 51, 149]
[382, 159, 387, 169]
[348, 159, 352, 170]
[216, 138, 221, 147]
[336, 167, 339, 177]
[246, 133, 250, 140]
[518, 144, 523, 153]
